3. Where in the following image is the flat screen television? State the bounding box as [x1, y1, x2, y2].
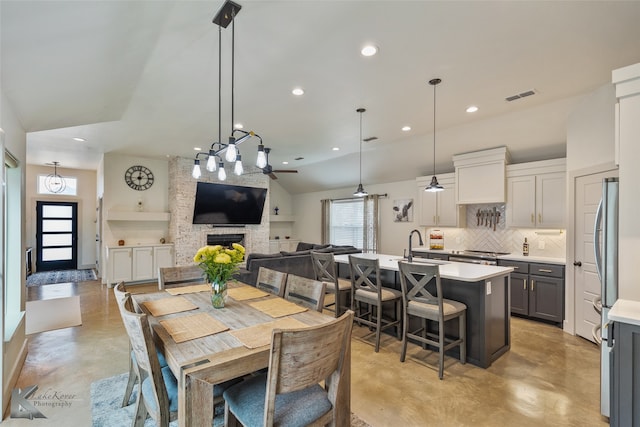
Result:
[192, 182, 268, 225]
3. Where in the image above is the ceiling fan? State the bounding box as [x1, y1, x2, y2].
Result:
[261, 147, 298, 180]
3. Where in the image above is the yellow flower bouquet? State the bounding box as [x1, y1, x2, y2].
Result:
[193, 243, 245, 308]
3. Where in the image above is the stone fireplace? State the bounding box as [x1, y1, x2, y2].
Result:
[168, 157, 270, 266]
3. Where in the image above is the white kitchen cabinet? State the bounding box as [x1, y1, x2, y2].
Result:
[106, 244, 175, 286]
[416, 173, 465, 227]
[108, 247, 132, 284]
[153, 245, 174, 274]
[132, 247, 154, 281]
[268, 239, 300, 253]
[506, 159, 566, 228]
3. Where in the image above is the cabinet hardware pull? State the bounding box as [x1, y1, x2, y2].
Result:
[531, 213, 534, 223]
[538, 269, 553, 273]
[523, 280, 526, 290]
[538, 213, 542, 223]
[531, 279, 534, 291]
[433, 215, 436, 223]
[513, 266, 519, 269]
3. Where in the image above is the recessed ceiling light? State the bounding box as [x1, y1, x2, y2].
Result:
[292, 87, 304, 96]
[401, 126, 411, 132]
[361, 45, 378, 57]
[194, 147, 202, 151]
[73, 137, 86, 142]
[332, 147, 340, 151]
[466, 106, 479, 113]
[234, 123, 243, 129]
[282, 161, 289, 165]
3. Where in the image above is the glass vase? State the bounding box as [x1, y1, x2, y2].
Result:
[210, 280, 227, 309]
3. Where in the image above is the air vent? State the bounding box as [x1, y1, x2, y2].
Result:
[363, 136, 378, 142]
[505, 89, 536, 102]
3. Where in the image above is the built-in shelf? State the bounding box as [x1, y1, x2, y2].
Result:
[269, 215, 295, 223]
[106, 211, 170, 222]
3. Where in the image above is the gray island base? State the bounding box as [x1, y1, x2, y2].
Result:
[334, 253, 513, 369]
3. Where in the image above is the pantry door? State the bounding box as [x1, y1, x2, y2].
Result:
[36, 201, 78, 271]
[574, 169, 617, 342]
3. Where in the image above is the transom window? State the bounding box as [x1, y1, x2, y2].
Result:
[37, 174, 78, 196]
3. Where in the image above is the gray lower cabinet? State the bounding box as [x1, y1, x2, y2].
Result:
[610, 321, 640, 426]
[498, 259, 564, 325]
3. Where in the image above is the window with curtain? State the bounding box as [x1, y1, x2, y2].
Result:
[324, 195, 380, 253]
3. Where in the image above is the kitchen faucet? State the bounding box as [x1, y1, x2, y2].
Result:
[407, 229, 424, 263]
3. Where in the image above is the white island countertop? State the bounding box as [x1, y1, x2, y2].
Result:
[333, 253, 513, 282]
[609, 299, 640, 327]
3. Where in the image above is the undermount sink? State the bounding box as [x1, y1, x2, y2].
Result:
[390, 257, 450, 265]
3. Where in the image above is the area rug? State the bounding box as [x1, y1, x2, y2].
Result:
[91, 373, 371, 427]
[27, 269, 97, 286]
[26, 296, 82, 334]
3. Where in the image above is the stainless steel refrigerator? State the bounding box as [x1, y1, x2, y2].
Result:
[593, 177, 618, 418]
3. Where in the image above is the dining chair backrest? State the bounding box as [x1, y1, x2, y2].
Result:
[114, 281, 135, 313]
[118, 293, 172, 423]
[397, 261, 443, 317]
[284, 274, 326, 312]
[158, 265, 204, 290]
[310, 251, 338, 285]
[348, 255, 382, 298]
[256, 267, 287, 297]
[264, 310, 354, 426]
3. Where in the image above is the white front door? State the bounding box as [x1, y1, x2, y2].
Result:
[574, 169, 618, 342]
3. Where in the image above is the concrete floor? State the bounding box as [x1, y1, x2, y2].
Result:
[3, 279, 608, 426]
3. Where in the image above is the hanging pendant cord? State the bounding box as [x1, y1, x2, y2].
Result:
[218, 24, 222, 146]
[231, 9, 235, 135]
[359, 111, 363, 183]
[432, 82, 437, 176]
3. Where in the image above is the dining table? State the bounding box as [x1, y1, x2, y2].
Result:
[132, 281, 350, 427]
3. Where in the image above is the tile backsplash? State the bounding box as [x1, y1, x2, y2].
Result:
[425, 204, 566, 258]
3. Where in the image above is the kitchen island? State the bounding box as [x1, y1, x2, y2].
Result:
[334, 253, 514, 368]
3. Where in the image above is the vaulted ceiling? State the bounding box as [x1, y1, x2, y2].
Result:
[2, 1, 640, 194]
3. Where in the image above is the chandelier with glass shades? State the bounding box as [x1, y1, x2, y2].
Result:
[192, 0, 266, 180]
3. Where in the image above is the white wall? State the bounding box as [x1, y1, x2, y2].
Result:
[1, 89, 28, 417]
[25, 165, 97, 270]
[293, 179, 421, 255]
[567, 84, 617, 172]
[615, 64, 640, 301]
[102, 153, 170, 247]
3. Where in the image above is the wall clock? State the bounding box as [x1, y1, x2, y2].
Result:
[124, 165, 154, 191]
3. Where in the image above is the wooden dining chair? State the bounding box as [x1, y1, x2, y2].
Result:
[284, 274, 326, 312]
[397, 261, 466, 380]
[118, 293, 178, 426]
[158, 265, 204, 290]
[349, 255, 402, 352]
[255, 267, 287, 297]
[223, 310, 354, 427]
[310, 251, 351, 317]
[114, 282, 141, 407]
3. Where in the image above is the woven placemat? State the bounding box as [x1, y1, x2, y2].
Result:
[229, 317, 308, 349]
[165, 284, 211, 295]
[160, 312, 229, 343]
[248, 298, 308, 318]
[227, 285, 269, 301]
[142, 296, 198, 317]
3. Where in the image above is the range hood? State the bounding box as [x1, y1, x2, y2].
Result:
[453, 146, 510, 204]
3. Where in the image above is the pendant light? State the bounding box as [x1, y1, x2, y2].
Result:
[44, 161, 67, 193]
[353, 108, 368, 197]
[425, 78, 444, 193]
